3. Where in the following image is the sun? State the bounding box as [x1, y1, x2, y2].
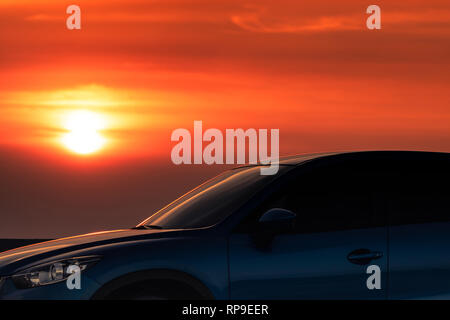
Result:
[61, 110, 106, 155]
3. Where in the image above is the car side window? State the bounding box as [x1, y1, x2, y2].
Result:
[236, 161, 385, 234]
[285, 167, 382, 234]
[287, 186, 378, 234]
[388, 162, 450, 226]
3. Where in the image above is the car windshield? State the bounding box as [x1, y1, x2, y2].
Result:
[138, 166, 288, 229]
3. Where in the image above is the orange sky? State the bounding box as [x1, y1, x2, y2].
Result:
[1, 0, 450, 159]
[1, 0, 450, 237]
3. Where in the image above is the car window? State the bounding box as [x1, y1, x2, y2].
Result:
[237, 160, 385, 234]
[288, 187, 378, 234]
[283, 166, 382, 233]
[387, 161, 450, 226]
[138, 166, 290, 229]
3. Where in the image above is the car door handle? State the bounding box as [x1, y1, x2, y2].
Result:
[347, 248, 383, 265]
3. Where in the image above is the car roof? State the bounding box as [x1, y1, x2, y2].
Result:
[233, 150, 450, 169]
[280, 150, 450, 165]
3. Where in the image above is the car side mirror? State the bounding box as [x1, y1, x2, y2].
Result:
[252, 208, 296, 250]
[258, 208, 296, 233]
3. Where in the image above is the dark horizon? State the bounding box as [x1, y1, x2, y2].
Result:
[0, 145, 229, 238]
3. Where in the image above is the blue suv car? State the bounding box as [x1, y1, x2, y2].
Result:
[0, 151, 449, 299]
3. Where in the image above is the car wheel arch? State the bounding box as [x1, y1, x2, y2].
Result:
[90, 269, 215, 300]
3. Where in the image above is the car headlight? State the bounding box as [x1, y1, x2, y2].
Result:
[11, 255, 100, 289]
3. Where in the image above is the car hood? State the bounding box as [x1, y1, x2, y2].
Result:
[0, 229, 177, 274]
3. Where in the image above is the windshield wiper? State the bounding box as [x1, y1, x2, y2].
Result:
[132, 225, 164, 230]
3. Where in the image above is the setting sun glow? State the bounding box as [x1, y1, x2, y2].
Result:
[61, 110, 106, 155]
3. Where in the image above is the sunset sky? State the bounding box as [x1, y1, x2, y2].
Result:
[1, 0, 450, 238]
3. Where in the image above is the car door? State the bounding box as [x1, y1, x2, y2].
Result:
[228, 161, 388, 299]
[387, 158, 450, 299]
